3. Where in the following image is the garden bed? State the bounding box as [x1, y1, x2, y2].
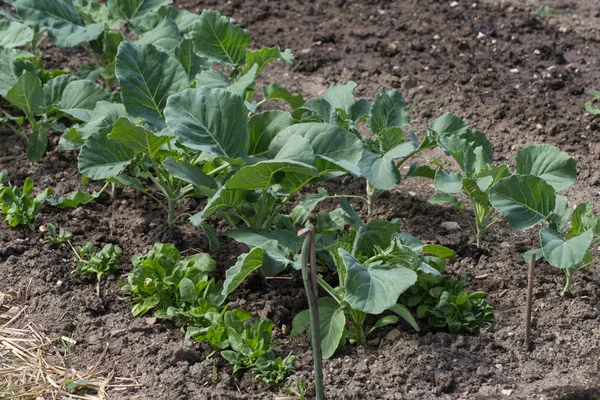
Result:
[1, 0, 600, 399]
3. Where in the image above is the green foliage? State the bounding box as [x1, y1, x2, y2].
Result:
[43, 223, 72, 245]
[0, 176, 51, 229]
[74, 243, 122, 281]
[401, 274, 494, 333]
[584, 90, 600, 115]
[121, 243, 220, 318]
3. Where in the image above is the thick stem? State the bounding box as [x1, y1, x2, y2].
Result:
[352, 311, 366, 345]
[298, 227, 324, 400]
[167, 197, 177, 228]
[561, 269, 574, 297]
[366, 181, 378, 215]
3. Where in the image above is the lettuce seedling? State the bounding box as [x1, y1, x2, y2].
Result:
[121, 243, 222, 319]
[296, 82, 438, 213]
[74, 243, 121, 281]
[43, 223, 72, 245]
[527, 201, 600, 296]
[291, 199, 455, 358]
[0, 176, 51, 229]
[430, 113, 576, 247]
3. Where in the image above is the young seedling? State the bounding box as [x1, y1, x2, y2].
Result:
[584, 90, 600, 115]
[0, 176, 51, 229]
[72, 242, 121, 285]
[43, 223, 72, 245]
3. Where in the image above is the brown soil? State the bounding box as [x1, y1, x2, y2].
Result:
[2, 0, 600, 399]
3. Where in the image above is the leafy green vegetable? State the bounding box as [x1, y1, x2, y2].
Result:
[43, 223, 72, 245]
[74, 243, 122, 281]
[0, 176, 51, 229]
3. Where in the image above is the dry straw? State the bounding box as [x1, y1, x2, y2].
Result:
[0, 302, 139, 399]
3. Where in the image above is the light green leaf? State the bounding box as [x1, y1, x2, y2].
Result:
[108, 117, 172, 157]
[341, 249, 417, 314]
[78, 130, 135, 179]
[262, 83, 305, 110]
[243, 46, 293, 75]
[222, 247, 263, 295]
[570, 202, 600, 237]
[173, 38, 207, 84]
[15, 0, 104, 48]
[164, 87, 249, 158]
[224, 228, 303, 252]
[115, 41, 188, 128]
[136, 16, 181, 52]
[0, 48, 18, 97]
[225, 160, 318, 192]
[26, 130, 47, 162]
[540, 228, 593, 269]
[356, 219, 401, 257]
[389, 303, 419, 332]
[515, 144, 576, 191]
[191, 9, 251, 65]
[78, 101, 128, 139]
[367, 315, 399, 337]
[318, 297, 346, 359]
[189, 187, 247, 226]
[227, 63, 257, 97]
[323, 81, 356, 114]
[358, 150, 400, 191]
[5, 71, 43, 115]
[490, 175, 556, 230]
[367, 88, 409, 134]
[428, 112, 467, 137]
[107, 0, 172, 21]
[248, 110, 294, 156]
[179, 277, 197, 304]
[0, 21, 33, 48]
[429, 193, 463, 210]
[434, 168, 462, 194]
[59, 79, 112, 121]
[46, 190, 100, 208]
[162, 158, 217, 191]
[43, 75, 78, 106]
[195, 70, 230, 89]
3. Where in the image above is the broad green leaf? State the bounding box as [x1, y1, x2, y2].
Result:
[358, 150, 400, 191]
[26, 130, 47, 162]
[378, 127, 407, 153]
[515, 144, 576, 191]
[243, 46, 294, 75]
[350, 99, 372, 122]
[162, 158, 217, 191]
[225, 160, 318, 192]
[389, 303, 420, 332]
[179, 277, 197, 304]
[15, 0, 104, 47]
[434, 169, 462, 194]
[437, 129, 492, 176]
[75, 0, 120, 28]
[43, 75, 78, 106]
[78, 130, 135, 179]
[107, 0, 172, 21]
[323, 81, 356, 114]
[46, 190, 100, 208]
[428, 112, 467, 137]
[0, 21, 33, 48]
[5, 71, 43, 115]
[136, 16, 181, 52]
[189, 187, 248, 226]
[422, 244, 456, 259]
[291, 309, 310, 339]
[550, 194, 570, 231]
[490, 175, 556, 230]
[570, 202, 600, 237]
[262, 83, 305, 110]
[195, 70, 230, 89]
[270, 123, 364, 165]
[222, 247, 263, 295]
[318, 297, 346, 359]
[59, 79, 112, 121]
[108, 117, 172, 157]
[356, 219, 401, 256]
[164, 87, 249, 158]
[540, 228, 593, 269]
[157, 6, 199, 35]
[224, 228, 303, 252]
[290, 188, 328, 226]
[367, 315, 399, 336]
[115, 42, 188, 128]
[248, 110, 294, 155]
[78, 101, 128, 139]
[300, 98, 334, 123]
[341, 249, 417, 314]
[173, 39, 207, 84]
[339, 196, 362, 230]
[368, 88, 409, 134]
[0, 48, 18, 96]
[429, 193, 463, 210]
[191, 9, 251, 65]
[227, 64, 257, 97]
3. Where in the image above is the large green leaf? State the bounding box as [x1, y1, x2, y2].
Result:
[224, 228, 304, 252]
[323, 81, 356, 114]
[222, 247, 263, 295]
[15, 0, 104, 47]
[0, 21, 33, 48]
[318, 297, 346, 359]
[78, 130, 135, 179]
[225, 160, 317, 193]
[78, 101, 128, 139]
[108, 117, 172, 157]
[5, 71, 43, 115]
[161, 158, 217, 191]
[341, 249, 417, 314]
[115, 42, 187, 128]
[248, 110, 294, 156]
[358, 150, 400, 191]
[189, 187, 248, 226]
[490, 175, 556, 230]
[107, 0, 172, 20]
[164, 87, 249, 158]
[0, 48, 18, 97]
[43, 75, 78, 106]
[540, 228, 593, 269]
[227, 64, 257, 97]
[262, 83, 305, 110]
[428, 112, 467, 137]
[27, 130, 47, 162]
[243, 46, 294, 75]
[58, 79, 112, 121]
[270, 123, 364, 165]
[515, 144, 576, 191]
[173, 39, 207, 84]
[434, 168, 462, 194]
[136, 16, 181, 52]
[356, 219, 401, 257]
[367, 88, 409, 135]
[437, 129, 492, 176]
[569, 202, 600, 237]
[191, 9, 251, 65]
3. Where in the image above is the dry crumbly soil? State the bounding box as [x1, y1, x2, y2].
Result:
[2, 0, 600, 399]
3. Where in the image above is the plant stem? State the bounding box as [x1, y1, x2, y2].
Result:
[561, 268, 574, 297]
[298, 227, 324, 400]
[352, 310, 366, 345]
[366, 181, 379, 215]
[524, 252, 535, 351]
[167, 196, 177, 228]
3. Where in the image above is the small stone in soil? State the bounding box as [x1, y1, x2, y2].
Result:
[476, 366, 493, 377]
[385, 328, 403, 342]
[440, 221, 461, 231]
